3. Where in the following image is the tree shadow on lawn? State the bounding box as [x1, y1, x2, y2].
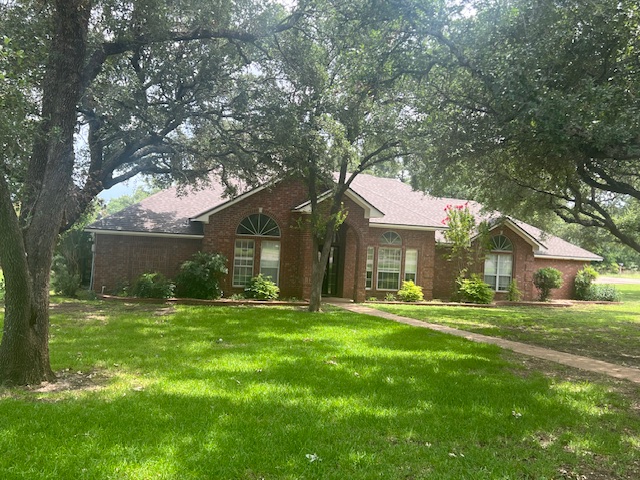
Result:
[2, 307, 639, 479]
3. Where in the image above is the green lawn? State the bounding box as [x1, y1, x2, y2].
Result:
[372, 284, 640, 369]
[0, 302, 639, 479]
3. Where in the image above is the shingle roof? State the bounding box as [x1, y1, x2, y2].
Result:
[87, 173, 601, 260]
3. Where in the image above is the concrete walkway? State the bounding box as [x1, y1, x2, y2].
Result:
[329, 302, 640, 384]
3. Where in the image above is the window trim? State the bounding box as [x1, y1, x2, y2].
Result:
[404, 249, 418, 283]
[233, 239, 255, 287]
[259, 240, 280, 285]
[376, 247, 402, 291]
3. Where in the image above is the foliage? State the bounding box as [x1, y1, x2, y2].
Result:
[0, 269, 4, 302]
[456, 274, 494, 304]
[50, 255, 81, 298]
[384, 293, 397, 302]
[411, 0, 640, 255]
[506, 280, 522, 302]
[174, 252, 228, 300]
[396, 280, 424, 302]
[585, 285, 621, 303]
[442, 203, 490, 282]
[533, 268, 564, 301]
[244, 274, 279, 300]
[574, 265, 599, 300]
[130, 273, 175, 299]
[103, 185, 159, 215]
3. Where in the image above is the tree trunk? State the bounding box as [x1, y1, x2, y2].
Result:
[0, 0, 90, 385]
[308, 236, 335, 312]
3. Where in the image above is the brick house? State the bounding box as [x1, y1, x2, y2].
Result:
[87, 174, 601, 301]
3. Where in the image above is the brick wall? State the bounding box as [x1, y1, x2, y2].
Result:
[92, 234, 202, 294]
[532, 258, 586, 300]
[432, 225, 586, 301]
[202, 178, 311, 299]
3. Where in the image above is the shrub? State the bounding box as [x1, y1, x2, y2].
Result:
[130, 272, 175, 299]
[397, 280, 424, 302]
[574, 265, 599, 300]
[245, 274, 279, 300]
[51, 254, 81, 297]
[506, 280, 522, 302]
[175, 252, 228, 299]
[586, 285, 621, 302]
[456, 274, 494, 304]
[384, 293, 397, 301]
[533, 267, 563, 301]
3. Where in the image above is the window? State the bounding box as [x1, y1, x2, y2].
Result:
[380, 231, 402, 245]
[404, 249, 418, 282]
[260, 241, 280, 284]
[233, 239, 254, 287]
[236, 214, 280, 237]
[365, 247, 374, 289]
[484, 235, 513, 291]
[377, 247, 402, 290]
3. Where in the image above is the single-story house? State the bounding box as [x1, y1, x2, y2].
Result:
[86, 174, 602, 301]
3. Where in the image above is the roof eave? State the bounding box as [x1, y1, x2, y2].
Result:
[85, 228, 204, 239]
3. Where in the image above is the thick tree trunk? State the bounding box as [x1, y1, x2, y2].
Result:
[0, 0, 90, 385]
[308, 237, 335, 312]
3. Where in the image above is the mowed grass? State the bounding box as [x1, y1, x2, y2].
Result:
[373, 284, 640, 369]
[0, 302, 639, 479]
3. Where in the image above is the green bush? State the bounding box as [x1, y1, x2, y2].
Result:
[175, 252, 228, 299]
[456, 274, 494, 304]
[585, 285, 621, 302]
[51, 254, 81, 297]
[574, 265, 599, 300]
[130, 272, 175, 299]
[397, 280, 424, 302]
[533, 267, 564, 301]
[244, 274, 279, 300]
[506, 280, 522, 302]
[384, 293, 397, 301]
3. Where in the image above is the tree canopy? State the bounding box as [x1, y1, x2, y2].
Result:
[410, 0, 640, 254]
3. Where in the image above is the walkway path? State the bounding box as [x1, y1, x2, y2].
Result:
[329, 302, 640, 384]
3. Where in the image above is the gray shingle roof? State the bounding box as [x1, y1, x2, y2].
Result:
[87, 173, 601, 260]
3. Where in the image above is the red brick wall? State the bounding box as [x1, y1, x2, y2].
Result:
[202, 179, 312, 299]
[432, 225, 586, 301]
[92, 234, 202, 294]
[532, 258, 586, 300]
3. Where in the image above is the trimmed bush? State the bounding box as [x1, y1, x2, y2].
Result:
[574, 265, 598, 300]
[397, 280, 424, 302]
[506, 280, 522, 302]
[586, 285, 621, 302]
[245, 274, 279, 300]
[175, 252, 228, 299]
[533, 267, 563, 301]
[456, 274, 494, 304]
[130, 272, 175, 299]
[51, 254, 81, 297]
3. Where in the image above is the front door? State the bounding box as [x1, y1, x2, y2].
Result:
[322, 246, 340, 296]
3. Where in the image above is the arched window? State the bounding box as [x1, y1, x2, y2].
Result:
[233, 214, 281, 287]
[484, 235, 513, 292]
[236, 213, 280, 237]
[380, 231, 401, 245]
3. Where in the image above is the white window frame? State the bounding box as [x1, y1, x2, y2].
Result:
[259, 240, 280, 285]
[233, 239, 255, 287]
[484, 252, 513, 292]
[377, 247, 402, 291]
[404, 249, 418, 283]
[365, 246, 374, 290]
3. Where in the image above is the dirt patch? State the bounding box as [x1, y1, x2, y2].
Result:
[26, 369, 109, 395]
